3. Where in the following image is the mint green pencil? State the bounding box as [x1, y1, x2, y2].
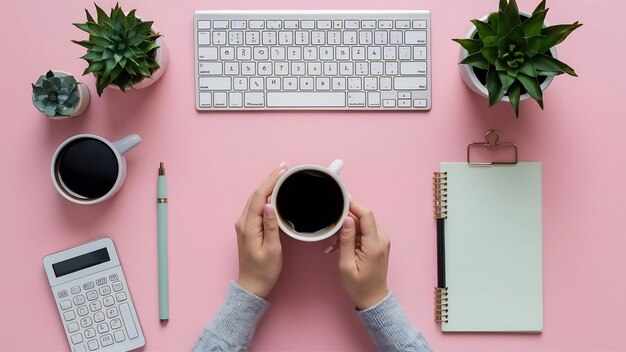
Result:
[157, 162, 169, 322]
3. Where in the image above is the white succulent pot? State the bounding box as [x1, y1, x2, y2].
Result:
[109, 35, 169, 91]
[459, 12, 557, 103]
[35, 70, 90, 120]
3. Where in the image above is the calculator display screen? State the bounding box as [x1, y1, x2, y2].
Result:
[52, 248, 111, 277]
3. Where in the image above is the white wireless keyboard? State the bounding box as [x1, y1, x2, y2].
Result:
[43, 238, 145, 352]
[194, 10, 431, 110]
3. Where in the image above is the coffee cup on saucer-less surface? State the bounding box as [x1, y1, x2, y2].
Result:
[271, 159, 349, 242]
[51, 134, 141, 205]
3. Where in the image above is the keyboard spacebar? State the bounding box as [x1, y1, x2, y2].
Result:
[267, 92, 346, 107]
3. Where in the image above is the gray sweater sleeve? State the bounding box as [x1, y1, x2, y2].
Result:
[356, 292, 432, 352]
[193, 284, 431, 352]
[193, 282, 269, 352]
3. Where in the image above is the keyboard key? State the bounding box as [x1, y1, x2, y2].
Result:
[285, 20, 299, 29]
[198, 31, 210, 45]
[333, 20, 342, 29]
[114, 330, 126, 343]
[213, 20, 229, 29]
[399, 46, 411, 60]
[244, 92, 265, 107]
[267, 92, 345, 107]
[362, 20, 376, 29]
[398, 99, 412, 107]
[413, 99, 428, 108]
[107, 274, 117, 282]
[71, 333, 83, 344]
[395, 20, 411, 28]
[379, 20, 393, 28]
[368, 92, 381, 106]
[414, 46, 427, 60]
[116, 292, 128, 302]
[198, 47, 218, 60]
[84, 328, 96, 339]
[110, 318, 123, 330]
[120, 303, 139, 339]
[229, 92, 243, 107]
[317, 20, 331, 29]
[400, 62, 427, 75]
[214, 92, 227, 107]
[347, 92, 366, 107]
[266, 20, 282, 29]
[199, 62, 222, 76]
[231, 20, 247, 29]
[249, 20, 264, 29]
[199, 77, 231, 91]
[345, 20, 359, 29]
[405, 31, 427, 44]
[64, 311, 76, 321]
[197, 20, 211, 29]
[100, 334, 114, 347]
[301, 20, 315, 29]
[394, 76, 427, 90]
[68, 322, 80, 333]
[80, 317, 93, 328]
[106, 307, 119, 318]
[87, 339, 98, 351]
[413, 20, 427, 29]
[199, 92, 211, 107]
[383, 99, 396, 107]
[60, 300, 72, 310]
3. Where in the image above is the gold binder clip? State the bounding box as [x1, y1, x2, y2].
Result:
[467, 129, 518, 166]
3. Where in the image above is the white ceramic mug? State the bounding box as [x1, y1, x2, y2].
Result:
[51, 134, 141, 205]
[271, 159, 349, 242]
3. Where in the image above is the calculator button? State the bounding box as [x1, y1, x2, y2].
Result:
[73, 295, 85, 306]
[96, 278, 107, 286]
[106, 307, 119, 318]
[97, 322, 110, 334]
[84, 328, 96, 339]
[119, 303, 139, 339]
[114, 330, 126, 343]
[71, 333, 83, 344]
[87, 339, 98, 351]
[103, 296, 115, 307]
[100, 334, 114, 347]
[71, 285, 81, 294]
[112, 282, 123, 292]
[77, 306, 89, 316]
[115, 292, 127, 302]
[86, 290, 98, 301]
[89, 301, 102, 312]
[74, 344, 86, 352]
[57, 290, 69, 298]
[110, 318, 122, 330]
[99, 286, 111, 296]
[109, 274, 119, 281]
[60, 299, 72, 310]
[64, 310, 76, 321]
[83, 282, 94, 290]
[80, 317, 93, 328]
[67, 322, 80, 333]
[93, 311, 105, 323]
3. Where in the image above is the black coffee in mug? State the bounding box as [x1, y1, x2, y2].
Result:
[276, 170, 344, 233]
[55, 138, 119, 199]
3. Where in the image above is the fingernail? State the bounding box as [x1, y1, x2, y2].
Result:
[263, 204, 275, 217]
[343, 217, 354, 229]
[278, 161, 286, 169]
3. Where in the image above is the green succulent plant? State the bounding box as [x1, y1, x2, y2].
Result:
[453, 0, 582, 116]
[32, 71, 81, 117]
[72, 3, 161, 96]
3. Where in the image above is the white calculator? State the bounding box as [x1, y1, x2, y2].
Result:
[43, 238, 145, 352]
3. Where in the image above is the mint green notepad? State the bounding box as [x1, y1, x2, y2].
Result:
[438, 162, 543, 332]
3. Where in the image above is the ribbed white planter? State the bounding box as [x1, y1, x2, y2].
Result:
[459, 12, 557, 103]
[35, 70, 90, 120]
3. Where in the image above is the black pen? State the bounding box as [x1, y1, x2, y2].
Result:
[436, 218, 446, 288]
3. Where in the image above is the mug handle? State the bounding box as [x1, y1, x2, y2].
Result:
[112, 134, 142, 154]
[328, 159, 344, 175]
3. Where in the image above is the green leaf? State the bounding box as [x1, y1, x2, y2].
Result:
[507, 82, 521, 117]
[72, 40, 94, 49]
[46, 70, 55, 79]
[533, 0, 546, 14]
[487, 67, 505, 106]
[95, 77, 107, 96]
[498, 71, 515, 91]
[95, 3, 111, 25]
[43, 104, 57, 117]
[85, 9, 95, 23]
[532, 53, 577, 76]
[480, 45, 499, 65]
[81, 51, 102, 62]
[517, 73, 543, 108]
[497, 10, 514, 36]
[127, 35, 148, 47]
[522, 9, 548, 37]
[82, 61, 103, 75]
[519, 60, 537, 77]
[503, 0, 522, 26]
[130, 21, 154, 37]
[460, 52, 490, 70]
[536, 70, 560, 76]
[487, 12, 500, 33]
[140, 42, 159, 53]
[499, 0, 507, 12]
[525, 35, 545, 56]
[538, 22, 582, 53]
[453, 38, 483, 54]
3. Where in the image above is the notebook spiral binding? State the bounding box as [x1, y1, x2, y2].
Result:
[433, 172, 449, 323]
[433, 172, 448, 219]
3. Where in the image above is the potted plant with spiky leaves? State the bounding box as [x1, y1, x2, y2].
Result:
[453, 0, 581, 116]
[32, 70, 90, 119]
[73, 3, 168, 96]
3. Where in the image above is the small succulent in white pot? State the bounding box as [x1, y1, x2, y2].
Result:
[32, 70, 90, 119]
[453, 0, 581, 117]
[72, 3, 168, 96]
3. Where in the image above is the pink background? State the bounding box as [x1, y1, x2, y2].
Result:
[1, 0, 625, 350]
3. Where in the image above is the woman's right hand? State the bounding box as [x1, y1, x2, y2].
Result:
[337, 199, 391, 310]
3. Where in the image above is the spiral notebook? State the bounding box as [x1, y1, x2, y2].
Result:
[433, 162, 543, 332]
